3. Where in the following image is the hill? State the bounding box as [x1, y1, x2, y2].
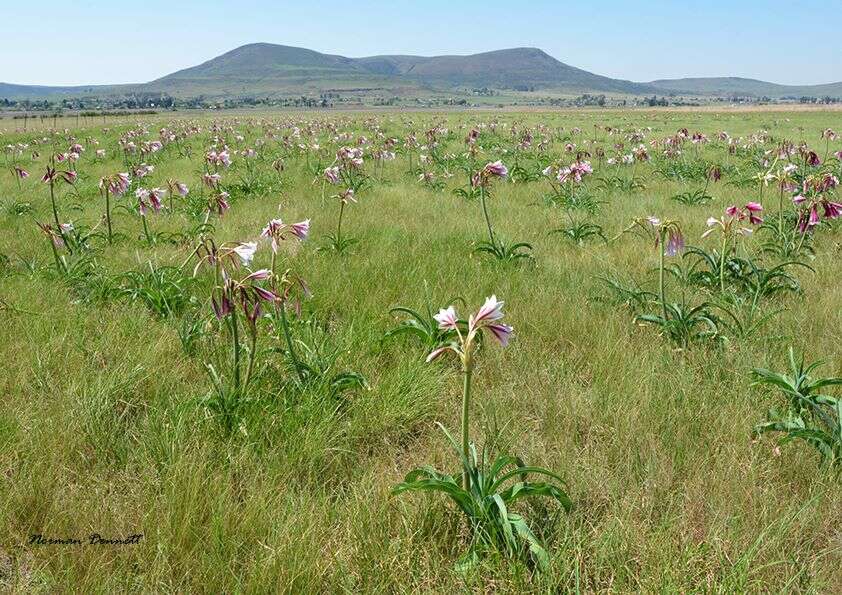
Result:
[2, 43, 840, 101]
[648, 77, 842, 98]
[354, 47, 654, 94]
[142, 44, 654, 97]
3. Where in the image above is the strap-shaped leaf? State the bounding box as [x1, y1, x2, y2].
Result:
[509, 513, 550, 571]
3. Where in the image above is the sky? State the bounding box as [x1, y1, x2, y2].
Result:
[3, 0, 840, 87]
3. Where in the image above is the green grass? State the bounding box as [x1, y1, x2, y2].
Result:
[0, 108, 841, 592]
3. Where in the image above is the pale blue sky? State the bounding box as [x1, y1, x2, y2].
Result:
[4, 0, 840, 86]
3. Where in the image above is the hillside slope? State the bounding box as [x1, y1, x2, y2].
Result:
[648, 77, 842, 98]
[2, 43, 840, 100]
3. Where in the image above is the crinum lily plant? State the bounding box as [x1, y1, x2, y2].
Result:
[188, 237, 277, 430]
[394, 296, 571, 571]
[703, 202, 763, 292]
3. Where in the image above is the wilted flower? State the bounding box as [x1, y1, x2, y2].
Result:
[471, 160, 508, 188]
[37, 221, 65, 248]
[484, 160, 508, 178]
[41, 166, 76, 185]
[135, 188, 150, 215]
[570, 160, 593, 181]
[664, 229, 685, 256]
[708, 165, 722, 182]
[134, 163, 154, 178]
[290, 219, 310, 241]
[212, 268, 278, 322]
[336, 146, 364, 167]
[135, 187, 166, 213]
[638, 216, 684, 257]
[744, 202, 763, 225]
[324, 166, 340, 184]
[260, 217, 310, 252]
[818, 173, 839, 192]
[722, 202, 764, 227]
[823, 201, 842, 219]
[174, 181, 189, 196]
[99, 172, 131, 196]
[206, 149, 231, 168]
[203, 173, 222, 188]
[338, 188, 356, 204]
[213, 191, 230, 215]
[805, 150, 821, 166]
[633, 146, 649, 161]
[465, 128, 480, 145]
[793, 182, 842, 232]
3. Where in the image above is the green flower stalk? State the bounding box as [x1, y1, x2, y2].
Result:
[41, 161, 76, 251]
[427, 295, 513, 490]
[646, 217, 684, 318]
[472, 160, 508, 252]
[702, 203, 763, 293]
[262, 216, 312, 384]
[36, 222, 67, 274]
[395, 295, 570, 572]
[99, 172, 131, 244]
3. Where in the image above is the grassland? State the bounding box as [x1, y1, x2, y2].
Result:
[0, 108, 840, 592]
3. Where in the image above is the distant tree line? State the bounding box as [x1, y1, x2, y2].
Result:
[1, 89, 837, 113]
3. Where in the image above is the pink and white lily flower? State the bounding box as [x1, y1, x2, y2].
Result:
[427, 295, 513, 364]
[232, 241, 258, 267]
[260, 217, 311, 253]
[433, 306, 458, 330]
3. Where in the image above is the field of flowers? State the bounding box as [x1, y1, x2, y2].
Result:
[1, 108, 841, 592]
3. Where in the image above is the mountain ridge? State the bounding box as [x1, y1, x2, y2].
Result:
[2, 43, 840, 100]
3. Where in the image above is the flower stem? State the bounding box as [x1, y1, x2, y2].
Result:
[461, 361, 473, 491]
[105, 189, 113, 244]
[719, 233, 729, 293]
[48, 237, 65, 274]
[49, 182, 61, 231]
[479, 185, 497, 251]
[49, 181, 69, 251]
[279, 299, 305, 385]
[336, 200, 345, 248]
[778, 185, 785, 237]
[658, 227, 667, 319]
[795, 228, 808, 254]
[243, 328, 257, 390]
[270, 251, 306, 385]
[230, 306, 241, 393]
[141, 214, 152, 244]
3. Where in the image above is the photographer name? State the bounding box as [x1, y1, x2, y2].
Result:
[29, 533, 143, 546]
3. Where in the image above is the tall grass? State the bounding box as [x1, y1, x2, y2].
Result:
[0, 108, 840, 592]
